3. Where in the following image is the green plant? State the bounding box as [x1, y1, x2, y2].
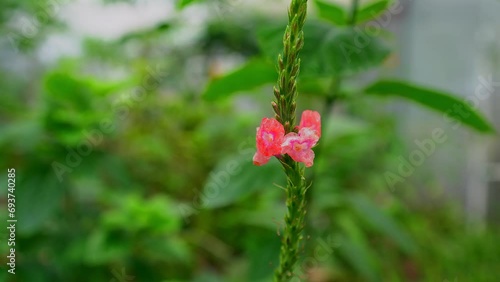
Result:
[268, 0, 310, 281]
[200, 0, 496, 281]
[2, 0, 499, 281]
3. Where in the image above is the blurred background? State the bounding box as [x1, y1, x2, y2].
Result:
[0, 0, 499, 281]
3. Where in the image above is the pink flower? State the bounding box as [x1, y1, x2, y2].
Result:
[282, 110, 321, 167]
[252, 111, 321, 167]
[299, 110, 321, 138]
[281, 127, 318, 167]
[253, 118, 285, 166]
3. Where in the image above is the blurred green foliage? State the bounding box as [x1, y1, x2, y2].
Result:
[0, 0, 499, 282]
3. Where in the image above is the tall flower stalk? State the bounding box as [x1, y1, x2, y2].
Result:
[272, 0, 308, 133]
[252, 0, 312, 281]
[272, 1, 309, 280]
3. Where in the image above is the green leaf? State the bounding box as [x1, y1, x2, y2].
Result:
[202, 155, 284, 209]
[314, 0, 392, 26]
[176, 0, 201, 9]
[17, 169, 65, 235]
[297, 77, 330, 96]
[256, 22, 287, 59]
[324, 116, 370, 141]
[337, 213, 380, 282]
[119, 22, 172, 42]
[0, 120, 42, 151]
[339, 240, 379, 282]
[357, 0, 392, 23]
[314, 0, 348, 26]
[84, 230, 130, 264]
[348, 193, 417, 255]
[88, 78, 131, 97]
[202, 59, 276, 101]
[44, 72, 92, 110]
[103, 194, 181, 234]
[320, 28, 391, 76]
[246, 233, 281, 281]
[364, 80, 495, 133]
[257, 21, 334, 78]
[257, 23, 391, 78]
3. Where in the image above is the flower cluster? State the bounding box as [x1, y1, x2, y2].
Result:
[253, 110, 321, 167]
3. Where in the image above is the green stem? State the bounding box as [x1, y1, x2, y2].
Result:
[348, 0, 360, 25]
[272, 0, 309, 281]
[274, 156, 307, 281]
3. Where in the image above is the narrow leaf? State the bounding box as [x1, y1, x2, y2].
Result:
[357, 0, 392, 23]
[202, 155, 284, 208]
[257, 23, 391, 77]
[314, 0, 348, 26]
[348, 193, 417, 255]
[176, 0, 201, 9]
[322, 28, 391, 76]
[337, 214, 380, 282]
[364, 80, 495, 133]
[202, 59, 276, 101]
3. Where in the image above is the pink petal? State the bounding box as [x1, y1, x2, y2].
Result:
[256, 118, 285, 157]
[298, 127, 319, 147]
[281, 132, 300, 153]
[282, 130, 317, 167]
[253, 151, 271, 166]
[299, 110, 321, 138]
[301, 149, 315, 167]
[286, 147, 315, 167]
